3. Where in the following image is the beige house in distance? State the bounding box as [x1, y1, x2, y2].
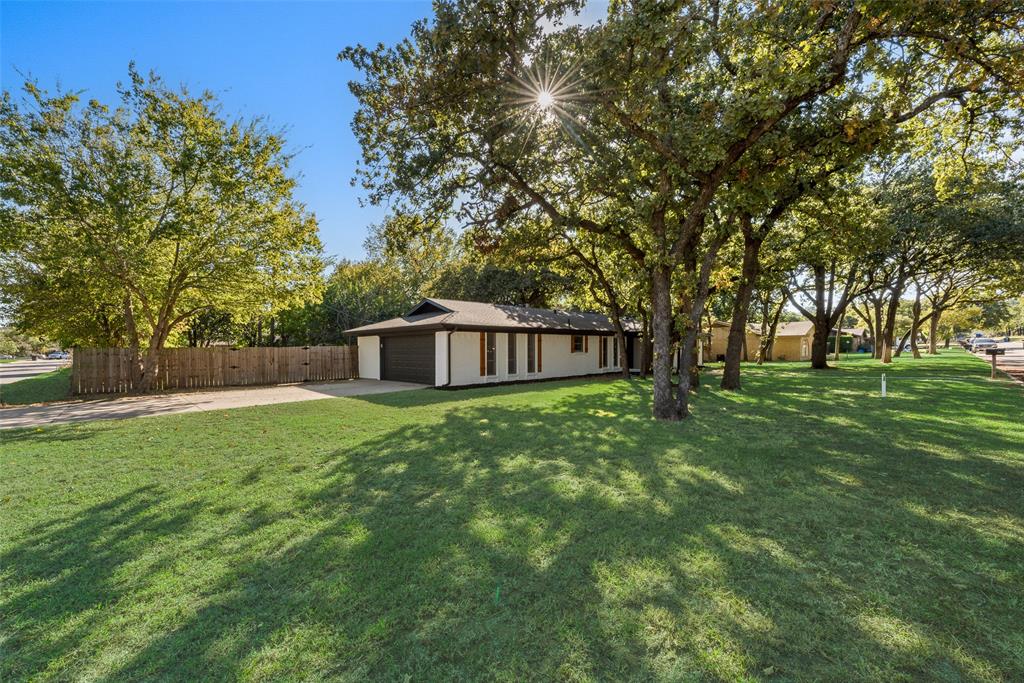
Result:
[703, 321, 762, 362]
[771, 321, 815, 361]
[842, 328, 868, 352]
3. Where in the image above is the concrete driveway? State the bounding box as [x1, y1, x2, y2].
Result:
[0, 359, 68, 385]
[0, 379, 425, 430]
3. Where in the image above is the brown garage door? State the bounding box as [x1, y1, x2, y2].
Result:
[381, 334, 435, 385]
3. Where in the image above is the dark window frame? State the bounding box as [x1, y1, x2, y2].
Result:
[571, 334, 584, 353]
[485, 331, 497, 376]
[507, 332, 517, 374]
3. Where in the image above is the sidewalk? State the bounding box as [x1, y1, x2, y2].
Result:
[0, 379, 424, 430]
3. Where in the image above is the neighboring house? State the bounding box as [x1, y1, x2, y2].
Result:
[772, 321, 815, 361]
[823, 326, 870, 353]
[840, 327, 868, 352]
[702, 321, 762, 362]
[345, 298, 640, 387]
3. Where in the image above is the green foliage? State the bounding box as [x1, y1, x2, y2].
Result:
[341, 0, 1024, 417]
[321, 259, 419, 339]
[0, 329, 47, 357]
[364, 213, 456, 302]
[0, 67, 325, 361]
[431, 260, 570, 307]
[0, 336, 17, 356]
[937, 305, 985, 338]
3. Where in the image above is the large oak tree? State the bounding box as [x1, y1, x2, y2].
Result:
[0, 68, 325, 390]
[342, 0, 1023, 419]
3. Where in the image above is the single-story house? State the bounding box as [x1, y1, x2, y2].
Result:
[345, 298, 640, 387]
[702, 320, 762, 362]
[828, 327, 869, 352]
[772, 321, 815, 361]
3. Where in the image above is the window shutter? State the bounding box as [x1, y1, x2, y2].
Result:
[480, 332, 485, 376]
[537, 335, 542, 372]
[585, 335, 589, 353]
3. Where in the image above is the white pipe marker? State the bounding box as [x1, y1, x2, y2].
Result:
[881, 373, 887, 398]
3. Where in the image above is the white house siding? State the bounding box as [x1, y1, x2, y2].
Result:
[357, 335, 380, 380]
[447, 330, 619, 387]
[434, 331, 449, 386]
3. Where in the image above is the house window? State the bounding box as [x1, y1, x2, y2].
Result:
[598, 337, 607, 368]
[571, 334, 584, 353]
[480, 331, 496, 376]
[613, 336, 619, 367]
[527, 333, 541, 373]
[507, 332, 517, 374]
[486, 332, 496, 375]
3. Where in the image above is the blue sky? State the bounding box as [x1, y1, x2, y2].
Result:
[0, 0, 434, 262]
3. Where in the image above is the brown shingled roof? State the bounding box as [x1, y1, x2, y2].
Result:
[344, 298, 640, 336]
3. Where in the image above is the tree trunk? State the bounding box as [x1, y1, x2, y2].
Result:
[880, 277, 907, 364]
[909, 290, 923, 358]
[674, 231, 728, 417]
[855, 300, 876, 358]
[122, 294, 149, 389]
[834, 317, 842, 361]
[651, 266, 681, 420]
[721, 224, 761, 390]
[928, 311, 940, 354]
[810, 323, 831, 369]
[675, 326, 698, 418]
[136, 345, 162, 393]
[688, 340, 701, 389]
[135, 321, 173, 393]
[872, 296, 885, 359]
[809, 265, 831, 370]
[893, 328, 912, 358]
[756, 298, 784, 365]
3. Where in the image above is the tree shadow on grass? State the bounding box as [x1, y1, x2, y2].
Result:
[3, 376, 1022, 680]
[1, 486, 202, 680]
[0, 424, 99, 447]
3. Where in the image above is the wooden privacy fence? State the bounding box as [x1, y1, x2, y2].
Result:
[71, 345, 358, 395]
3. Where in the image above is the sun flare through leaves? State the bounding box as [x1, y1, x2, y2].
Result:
[497, 54, 598, 154]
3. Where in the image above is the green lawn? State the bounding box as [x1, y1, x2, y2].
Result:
[0, 367, 71, 405]
[2, 349, 1022, 681]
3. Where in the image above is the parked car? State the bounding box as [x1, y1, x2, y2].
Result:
[0, 354, 12, 359]
[46, 351, 70, 359]
[970, 338, 998, 351]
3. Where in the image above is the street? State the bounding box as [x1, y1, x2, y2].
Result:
[973, 339, 1024, 383]
[0, 359, 68, 385]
